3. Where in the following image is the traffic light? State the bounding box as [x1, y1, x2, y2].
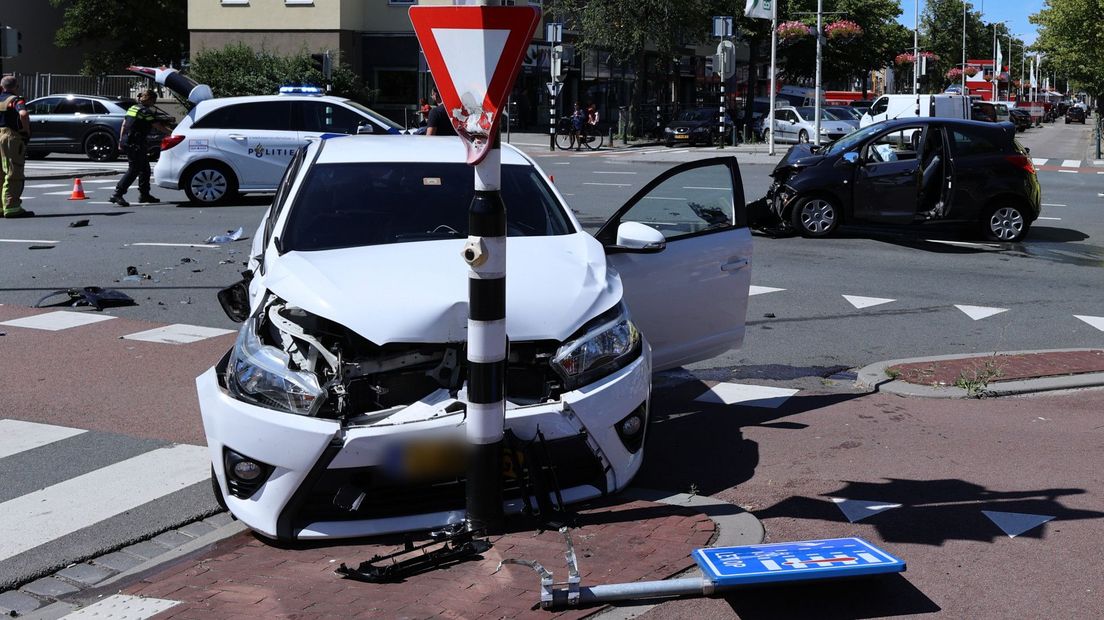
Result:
[0, 26, 22, 59]
[310, 52, 332, 80]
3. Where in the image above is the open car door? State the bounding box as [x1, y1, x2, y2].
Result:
[595, 158, 751, 372]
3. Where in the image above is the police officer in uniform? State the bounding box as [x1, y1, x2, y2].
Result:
[0, 75, 33, 218]
[110, 89, 169, 207]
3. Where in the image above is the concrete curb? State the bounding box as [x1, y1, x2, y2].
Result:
[856, 348, 1104, 399]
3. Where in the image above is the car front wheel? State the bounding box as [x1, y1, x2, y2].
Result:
[791, 196, 839, 237]
[183, 163, 238, 205]
[980, 203, 1030, 242]
[798, 130, 810, 144]
[84, 131, 118, 162]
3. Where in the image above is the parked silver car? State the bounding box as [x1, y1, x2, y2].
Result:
[764, 106, 856, 144]
[25, 94, 173, 161]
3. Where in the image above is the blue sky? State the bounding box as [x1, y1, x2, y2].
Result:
[897, 0, 1044, 44]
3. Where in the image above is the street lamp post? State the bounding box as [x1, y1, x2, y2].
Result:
[815, 0, 823, 145]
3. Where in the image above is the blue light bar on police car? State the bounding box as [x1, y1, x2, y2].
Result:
[278, 86, 324, 96]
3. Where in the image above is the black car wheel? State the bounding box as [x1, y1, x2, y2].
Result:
[791, 196, 839, 238]
[798, 130, 810, 144]
[183, 162, 238, 205]
[84, 131, 118, 162]
[980, 203, 1030, 242]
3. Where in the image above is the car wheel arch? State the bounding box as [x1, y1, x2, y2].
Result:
[979, 194, 1034, 242]
[181, 159, 240, 204]
[784, 189, 847, 224]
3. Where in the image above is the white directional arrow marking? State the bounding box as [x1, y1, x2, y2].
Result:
[829, 498, 902, 523]
[955, 304, 1009, 321]
[1075, 315, 1104, 332]
[749, 286, 786, 296]
[982, 510, 1054, 538]
[842, 295, 895, 309]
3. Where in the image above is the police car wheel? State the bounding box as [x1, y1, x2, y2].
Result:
[184, 163, 238, 205]
[84, 132, 118, 162]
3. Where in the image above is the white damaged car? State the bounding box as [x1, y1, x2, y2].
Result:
[199, 136, 752, 540]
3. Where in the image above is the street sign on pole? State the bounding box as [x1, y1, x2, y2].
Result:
[716, 40, 736, 80]
[410, 5, 541, 164]
[546, 81, 563, 97]
[551, 44, 564, 82]
[712, 15, 734, 38]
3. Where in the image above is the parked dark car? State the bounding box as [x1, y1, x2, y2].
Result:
[25, 94, 174, 161]
[750, 118, 1040, 242]
[663, 108, 729, 147]
[1008, 108, 1033, 132]
[1065, 106, 1086, 124]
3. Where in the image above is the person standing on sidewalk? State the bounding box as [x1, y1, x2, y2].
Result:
[109, 89, 169, 207]
[0, 76, 33, 218]
[425, 89, 456, 136]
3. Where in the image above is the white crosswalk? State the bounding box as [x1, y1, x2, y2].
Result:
[0, 310, 233, 344]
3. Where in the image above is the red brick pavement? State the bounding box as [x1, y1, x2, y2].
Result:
[888, 350, 1104, 386]
[127, 499, 716, 619]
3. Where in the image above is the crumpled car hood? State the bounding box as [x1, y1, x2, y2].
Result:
[263, 233, 621, 344]
[773, 143, 826, 175]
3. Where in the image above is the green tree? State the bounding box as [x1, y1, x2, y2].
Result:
[1031, 0, 1104, 101]
[922, 2, 1025, 93]
[187, 44, 370, 102]
[49, 0, 187, 75]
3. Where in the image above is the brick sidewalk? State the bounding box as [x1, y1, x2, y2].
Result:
[888, 350, 1104, 386]
[125, 498, 715, 619]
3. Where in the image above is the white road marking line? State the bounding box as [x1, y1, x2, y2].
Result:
[1098, 172, 1104, 175]
[88, 201, 112, 204]
[1037, 216, 1062, 221]
[0, 311, 116, 331]
[43, 190, 96, 195]
[128, 242, 220, 249]
[20, 196, 35, 199]
[592, 171, 637, 174]
[83, 179, 118, 184]
[1030, 158, 1048, 166]
[551, 162, 571, 165]
[123, 323, 235, 344]
[1074, 315, 1104, 332]
[583, 182, 632, 187]
[0, 444, 209, 561]
[842, 294, 895, 309]
[925, 239, 1002, 249]
[749, 285, 786, 296]
[0, 238, 58, 244]
[24, 183, 68, 189]
[61, 594, 180, 619]
[1094, 160, 1104, 166]
[0, 420, 86, 459]
[954, 304, 1008, 321]
[694, 382, 798, 409]
[1041, 203, 1066, 207]
[642, 196, 685, 201]
[1061, 159, 1080, 168]
[1058, 170, 1077, 174]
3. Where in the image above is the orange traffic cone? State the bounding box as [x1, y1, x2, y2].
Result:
[68, 178, 89, 201]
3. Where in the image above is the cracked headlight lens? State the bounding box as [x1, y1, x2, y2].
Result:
[227, 317, 325, 415]
[551, 304, 641, 390]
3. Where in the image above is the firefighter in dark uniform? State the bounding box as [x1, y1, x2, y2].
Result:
[110, 89, 169, 207]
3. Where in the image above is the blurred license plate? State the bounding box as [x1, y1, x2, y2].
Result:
[675, 133, 688, 139]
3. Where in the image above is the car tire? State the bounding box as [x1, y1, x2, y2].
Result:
[798, 130, 809, 144]
[211, 466, 229, 512]
[980, 202, 1030, 242]
[762, 129, 771, 144]
[84, 131, 118, 162]
[790, 195, 839, 238]
[183, 162, 238, 205]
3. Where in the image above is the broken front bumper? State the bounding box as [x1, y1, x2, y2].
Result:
[198, 346, 652, 540]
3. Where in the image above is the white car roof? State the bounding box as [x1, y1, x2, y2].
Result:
[314, 135, 532, 165]
[195, 94, 350, 112]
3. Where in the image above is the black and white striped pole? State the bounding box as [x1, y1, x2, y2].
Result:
[462, 134, 507, 534]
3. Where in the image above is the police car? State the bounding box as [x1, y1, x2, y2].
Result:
[153, 86, 403, 204]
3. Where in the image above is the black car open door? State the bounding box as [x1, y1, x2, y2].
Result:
[852, 125, 926, 224]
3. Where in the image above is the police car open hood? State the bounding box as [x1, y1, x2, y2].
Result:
[262, 233, 621, 345]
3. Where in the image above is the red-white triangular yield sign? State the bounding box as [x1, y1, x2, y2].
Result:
[410, 5, 540, 164]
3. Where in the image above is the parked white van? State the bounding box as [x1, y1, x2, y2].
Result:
[860, 94, 970, 127]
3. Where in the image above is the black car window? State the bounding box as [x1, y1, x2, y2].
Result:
[295, 101, 369, 134]
[54, 98, 96, 115]
[870, 98, 889, 116]
[282, 162, 575, 251]
[193, 102, 292, 131]
[950, 128, 1001, 157]
[865, 127, 923, 164]
[91, 100, 109, 114]
[27, 97, 62, 115]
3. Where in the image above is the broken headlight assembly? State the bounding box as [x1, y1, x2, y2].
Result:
[226, 315, 326, 416]
[551, 304, 641, 390]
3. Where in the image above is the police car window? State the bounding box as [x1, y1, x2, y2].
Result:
[193, 102, 292, 131]
[28, 98, 61, 115]
[296, 102, 367, 134]
[281, 162, 575, 251]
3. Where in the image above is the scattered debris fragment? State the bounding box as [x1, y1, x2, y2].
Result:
[336, 524, 491, 583]
[126, 266, 138, 276]
[28, 245, 54, 250]
[206, 226, 244, 244]
[180, 257, 194, 263]
[764, 313, 776, 318]
[35, 287, 137, 311]
[69, 219, 90, 228]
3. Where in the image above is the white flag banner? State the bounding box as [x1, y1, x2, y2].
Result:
[995, 41, 1003, 77]
[1030, 57, 1037, 88]
[745, 0, 773, 20]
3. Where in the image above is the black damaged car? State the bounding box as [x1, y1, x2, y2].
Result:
[750, 118, 1041, 242]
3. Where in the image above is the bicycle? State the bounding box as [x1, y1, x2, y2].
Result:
[554, 116, 576, 150]
[555, 117, 605, 151]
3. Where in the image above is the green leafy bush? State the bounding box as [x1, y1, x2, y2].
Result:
[187, 43, 373, 102]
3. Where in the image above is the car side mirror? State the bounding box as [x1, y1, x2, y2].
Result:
[607, 221, 666, 253]
[356, 123, 374, 135]
[841, 151, 860, 165]
[789, 119, 796, 124]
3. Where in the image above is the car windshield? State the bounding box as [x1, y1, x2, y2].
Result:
[821, 122, 886, 156]
[341, 100, 404, 131]
[282, 161, 575, 252]
[828, 107, 859, 120]
[676, 109, 710, 122]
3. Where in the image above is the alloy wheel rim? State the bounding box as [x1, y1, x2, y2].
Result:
[87, 134, 113, 160]
[801, 199, 835, 234]
[989, 207, 1024, 241]
[191, 169, 228, 202]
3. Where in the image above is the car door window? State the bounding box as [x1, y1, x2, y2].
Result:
[193, 102, 292, 131]
[866, 127, 923, 164]
[870, 98, 889, 116]
[53, 99, 86, 115]
[90, 100, 109, 114]
[296, 101, 369, 134]
[597, 159, 743, 244]
[264, 146, 308, 254]
[27, 98, 61, 115]
[949, 128, 999, 157]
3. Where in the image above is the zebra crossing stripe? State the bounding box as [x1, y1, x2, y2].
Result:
[123, 324, 235, 344]
[0, 419, 86, 459]
[0, 444, 210, 562]
[0, 311, 115, 331]
[61, 594, 180, 619]
[1061, 159, 1080, 168]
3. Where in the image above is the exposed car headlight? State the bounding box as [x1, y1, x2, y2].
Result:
[226, 317, 325, 415]
[551, 304, 641, 390]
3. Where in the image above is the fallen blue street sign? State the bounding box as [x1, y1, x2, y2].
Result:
[693, 537, 905, 587]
